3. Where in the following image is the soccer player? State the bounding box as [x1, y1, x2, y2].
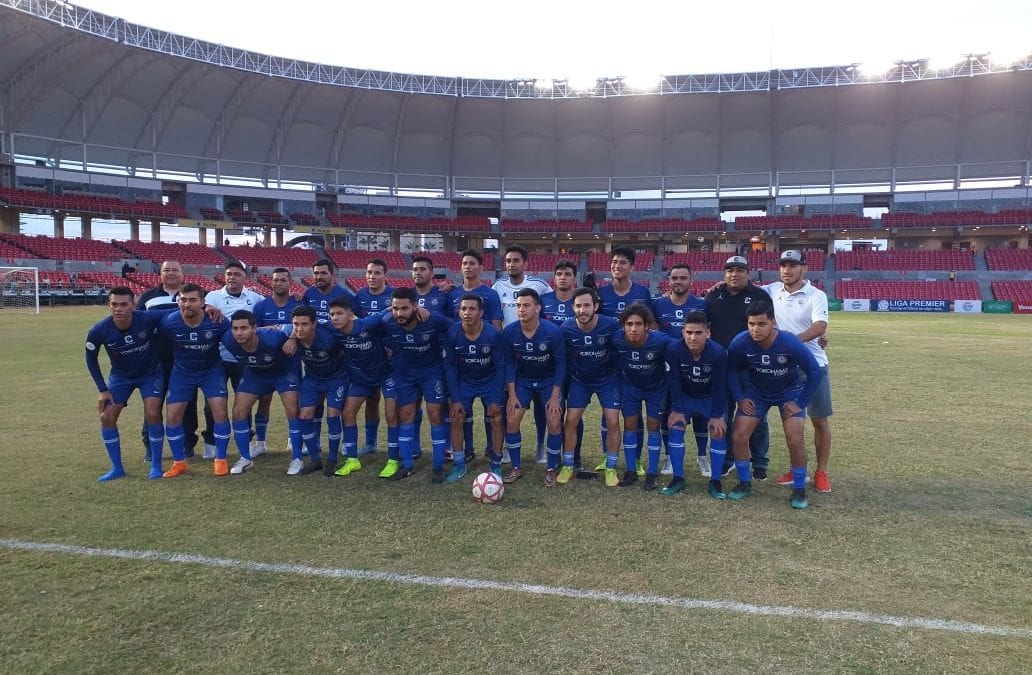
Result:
[351, 258, 395, 456]
[443, 293, 506, 482]
[597, 246, 653, 318]
[251, 267, 300, 455]
[540, 258, 581, 465]
[219, 310, 301, 475]
[665, 311, 729, 498]
[723, 301, 824, 509]
[705, 255, 772, 479]
[85, 287, 166, 481]
[412, 255, 451, 316]
[762, 250, 833, 493]
[502, 288, 565, 485]
[156, 283, 232, 478]
[302, 257, 354, 323]
[560, 287, 622, 487]
[612, 304, 673, 490]
[380, 287, 453, 481]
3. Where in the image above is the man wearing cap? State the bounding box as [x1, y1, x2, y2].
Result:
[761, 250, 833, 493]
[704, 255, 772, 478]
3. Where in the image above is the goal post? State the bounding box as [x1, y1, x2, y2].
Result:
[0, 266, 40, 314]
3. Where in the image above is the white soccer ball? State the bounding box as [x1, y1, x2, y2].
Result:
[471, 471, 505, 504]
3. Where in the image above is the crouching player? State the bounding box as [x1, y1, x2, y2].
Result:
[664, 311, 729, 497]
[85, 286, 167, 481]
[220, 310, 301, 474]
[443, 293, 506, 483]
[724, 301, 824, 509]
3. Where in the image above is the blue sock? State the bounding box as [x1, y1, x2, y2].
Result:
[562, 451, 575, 467]
[463, 417, 475, 454]
[166, 424, 186, 461]
[505, 431, 522, 469]
[100, 427, 124, 475]
[533, 399, 546, 449]
[146, 422, 164, 478]
[605, 452, 619, 470]
[431, 423, 448, 470]
[254, 413, 269, 442]
[546, 433, 562, 470]
[301, 418, 322, 461]
[326, 416, 342, 463]
[287, 418, 302, 460]
[213, 421, 231, 460]
[454, 441, 467, 471]
[387, 425, 400, 461]
[622, 431, 638, 472]
[399, 422, 416, 469]
[232, 419, 252, 460]
[488, 448, 502, 475]
[414, 408, 424, 456]
[364, 420, 378, 449]
[710, 437, 727, 483]
[647, 431, 662, 476]
[735, 459, 752, 483]
[343, 423, 359, 459]
[792, 464, 808, 489]
[668, 427, 686, 480]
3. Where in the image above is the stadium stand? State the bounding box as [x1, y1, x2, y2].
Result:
[735, 214, 873, 230]
[224, 209, 258, 224]
[835, 280, 980, 300]
[523, 253, 567, 273]
[835, 249, 975, 271]
[0, 187, 187, 220]
[254, 274, 307, 297]
[661, 252, 732, 272]
[984, 248, 1032, 270]
[747, 250, 826, 271]
[603, 217, 726, 233]
[220, 245, 318, 268]
[882, 208, 1032, 228]
[290, 212, 321, 227]
[588, 251, 656, 271]
[501, 219, 594, 234]
[0, 233, 124, 261]
[115, 240, 228, 266]
[199, 207, 224, 220]
[327, 250, 408, 271]
[991, 281, 1032, 302]
[0, 240, 29, 261]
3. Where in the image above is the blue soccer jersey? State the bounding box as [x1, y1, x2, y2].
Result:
[664, 338, 729, 418]
[157, 312, 231, 374]
[449, 284, 503, 325]
[295, 323, 349, 379]
[302, 283, 353, 323]
[414, 285, 451, 317]
[597, 282, 653, 318]
[653, 295, 707, 339]
[353, 286, 394, 318]
[611, 329, 672, 392]
[220, 330, 295, 376]
[334, 315, 391, 387]
[561, 315, 620, 386]
[442, 322, 506, 394]
[85, 310, 166, 390]
[502, 320, 566, 385]
[253, 296, 300, 327]
[726, 329, 824, 408]
[540, 291, 576, 326]
[381, 312, 452, 372]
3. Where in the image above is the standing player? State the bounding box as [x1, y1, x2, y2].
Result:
[303, 257, 354, 323]
[251, 267, 299, 455]
[85, 287, 166, 481]
[763, 250, 833, 493]
[723, 301, 824, 509]
[443, 294, 506, 482]
[597, 246, 654, 318]
[560, 288, 622, 487]
[412, 255, 451, 316]
[352, 258, 394, 456]
[540, 258, 580, 465]
[611, 304, 672, 490]
[502, 288, 565, 485]
[665, 311, 729, 498]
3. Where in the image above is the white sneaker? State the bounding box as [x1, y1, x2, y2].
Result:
[202, 443, 216, 460]
[660, 456, 674, 475]
[250, 440, 267, 457]
[286, 459, 304, 476]
[501, 448, 512, 464]
[696, 455, 711, 478]
[230, 458, 253, 475]
[535, 444, 547, 464]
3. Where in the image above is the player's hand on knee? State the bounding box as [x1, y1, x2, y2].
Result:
[708, 417, 727, 439]
[739, 398, 756, 416]
[782, 401, 802, 418]
[97, 391, 113, 415]
[450, 402, 465, 420]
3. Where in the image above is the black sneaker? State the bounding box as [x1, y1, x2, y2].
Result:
[322, 459, 338, 476]
[298, 460, 323, 475]
[728, 481, 753, 501]
[618, 471, 638, 487]
[753, 467, 768, 481]
[643, 473, 659, 491]
[388, 466, 415, 481]
[431, 468, 446, 484]
[464, 450, 475, 465]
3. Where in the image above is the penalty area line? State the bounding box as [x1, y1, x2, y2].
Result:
[2, 537, 1030, 640]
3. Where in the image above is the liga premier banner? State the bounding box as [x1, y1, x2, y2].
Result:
[842, 299, 870, 312]
[872, 299, 949, 313]
[951, 300, 982, 314]
[1013, 301, 1032, 315]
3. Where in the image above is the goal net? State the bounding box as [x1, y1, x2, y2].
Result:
[0, 266, 40, 313]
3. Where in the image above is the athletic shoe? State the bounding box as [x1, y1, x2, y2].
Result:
[286, 459, 304, 476]
[618, 471, 638, 487]
[334, 458, 362, 476]
[660, 456, 674, 476]
[543, 468, 556, 487]
[753, 467, 768, 481]
[774, 471, 811, 487]
[661, 477, 686, 496]
[814, 470, 832, 493]
[358, 445, 377, 457]
[696, 455, 711, 478]
[791, 487, 809, 509]
[502, 467, 524, 484]
[636, 463, 646, 477]
[298, 460, 323, 476]
[604, 468, 619, 487]
[322, 459, 338, 476]
[378, 459, 400, 479]
[445, 465, 468, 483]
[721, 462, 735, 477]
[535, 444, 547, 464]
[202, 443, 216, 460]
[556, 466, 575, 485]
[162, 460, 189, 478]
[594, 457, 607, 471]
[464, 450, 475, 465]
[643, 474, 658, 491]
[97, 468, 125, 482]
[250, 440, 267, 458]
[213, 459, 229, 477]
[388, 466, 415, 481]
[501, 448, 512, 464]
[230, 458, 253, 475]
[431, 468, 446, 484]
[728, 481, 753, 501]
[708, 480, 727, 500]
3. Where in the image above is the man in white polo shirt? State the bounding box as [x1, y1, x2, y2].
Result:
[761, 250, 833, 493]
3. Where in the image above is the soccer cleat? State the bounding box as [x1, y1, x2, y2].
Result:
[791, 487, 809, 509]
[298, 460, 323, 476]
[707, 480, 727, 500]
[775, 471, 811, 487]
[661, 477, 686, 496]
[643, 474, 659, 491]
[334, 458, 362, 477]
[544, 468, 556, 487]
[230, 458, 253, 475]
[728, 481, 753, 501]
[500, 448, 511, 464]
[378, 459, 400, 479]
[814, 470, 832, 493]
[636, 463, 646, 477]
[322, 458, 338, 476]
[213, 459, 229, 476]
[431, 468, 446, 484]
[249, 440, 268, 458]
[604, 468, 619, 487]
[286, 459, 304, 476]
[162, 460, 189, 478]
[97, 468, 126, 482]
[753, 467, 768, 481]
[502, 467, 524, 484]
[556, 466, 575, 485]
[661, 456, 674, 476]
[388, 466, 415, 481]
[618, 471, 638, 487]
[535, 444, 547, 464]
[464, 450, 475, 465]
[358, 445, 377, 457]
[696, 455, 711, 478]
[201, 443, 216, 460]
[445, 465, 468, 483]
[594, 457, 607, 472]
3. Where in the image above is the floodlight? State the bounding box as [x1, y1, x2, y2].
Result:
[534, 79, 553, 91]
[567, 76, 599, 93]
[926, 54, 962, 71]
[857, 62, 895, 78]
[989, 48, 1029, 66]
[622, 74, 664, 91]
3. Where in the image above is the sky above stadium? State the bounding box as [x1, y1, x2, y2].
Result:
[74, 0, 1032, 79]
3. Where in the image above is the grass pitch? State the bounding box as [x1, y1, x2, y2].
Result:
[0, 308, 1030, 673]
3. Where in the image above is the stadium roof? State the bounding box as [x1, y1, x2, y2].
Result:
[2, 0, 1031, 196]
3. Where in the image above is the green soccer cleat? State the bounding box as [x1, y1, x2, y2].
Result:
[604, 468, 619, 487]
[594, 457, 607, 472]
[556, 466, 575, 484]
[707, 480, 727, 500]
[334, 457, 362, 477]
[445, 465, 468, 483]
[378, 459, 400, 479]
[791, 488, 809, 510]
[728, 481, 753, 501]
[661, 477, 686, 496]
[636, 463, 646, 477]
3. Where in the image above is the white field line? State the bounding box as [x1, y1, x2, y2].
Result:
[2, 538, 1030, 640]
